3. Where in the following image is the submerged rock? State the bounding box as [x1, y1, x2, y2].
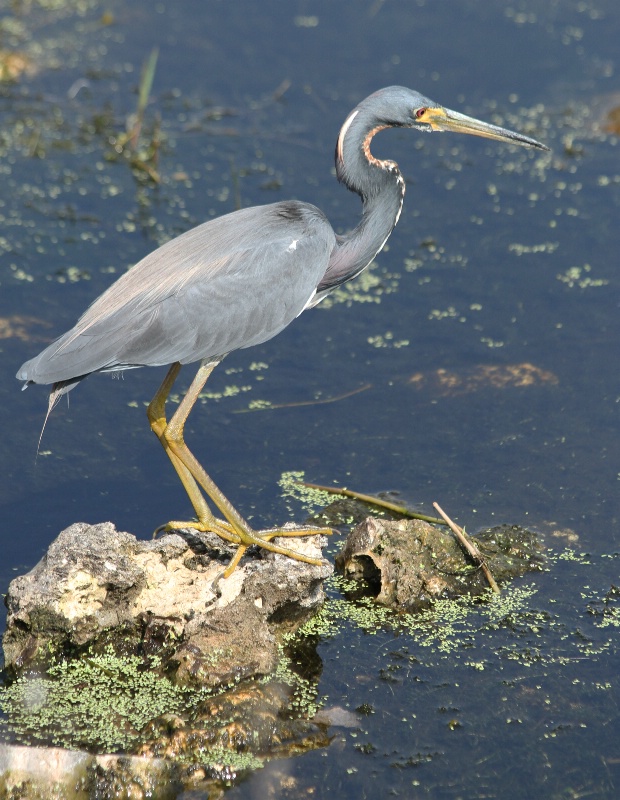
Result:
[336, 517, 543, 609]
[3, 521, 332, 684]
[0, 744, 177, 800]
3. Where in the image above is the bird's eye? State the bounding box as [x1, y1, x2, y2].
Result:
[415, 107, 428, 119]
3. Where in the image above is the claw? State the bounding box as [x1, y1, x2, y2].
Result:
[223, 545, 248, 578]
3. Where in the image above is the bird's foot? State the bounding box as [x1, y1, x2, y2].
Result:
[220, 523, 333, 578]
[154, 517, 239, 544]
[157, 518, 333, 577]
[258, 524, 335, 539]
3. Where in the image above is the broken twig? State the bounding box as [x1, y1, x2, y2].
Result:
[432, 502, 500, 593]
[301, 482, 447, 526]
[235, 383, 372, 413]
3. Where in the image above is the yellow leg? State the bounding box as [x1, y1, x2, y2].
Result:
[150, 359, 333, 575]
[147, 362, 238, 544]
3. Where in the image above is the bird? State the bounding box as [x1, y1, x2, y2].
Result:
[17, 86, 548, 577]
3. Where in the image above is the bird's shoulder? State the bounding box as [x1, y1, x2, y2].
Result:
[197, 200, 333, 248]
[74, 201, 334, 334]
[140, 200, 333, 267]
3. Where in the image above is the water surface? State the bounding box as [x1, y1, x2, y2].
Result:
[1, 0, 619, 796]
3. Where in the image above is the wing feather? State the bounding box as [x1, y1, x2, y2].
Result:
[17, 202, 335, 386]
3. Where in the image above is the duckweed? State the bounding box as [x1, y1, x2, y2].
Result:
[0, 649, 190, 752]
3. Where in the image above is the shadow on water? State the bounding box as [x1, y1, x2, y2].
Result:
[0, 0, 619, 796]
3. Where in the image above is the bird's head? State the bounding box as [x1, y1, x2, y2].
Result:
[365, 86, 549, 151]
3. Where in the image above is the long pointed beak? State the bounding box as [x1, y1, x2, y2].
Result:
[426, 107, 549, 151]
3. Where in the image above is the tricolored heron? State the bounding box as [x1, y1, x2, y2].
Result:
[17, 86, 548, 576]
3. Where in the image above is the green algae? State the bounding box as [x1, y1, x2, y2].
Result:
[266, 648, 322, 718]
[278, 470, 340, 515]
[0, 649, 190, 752]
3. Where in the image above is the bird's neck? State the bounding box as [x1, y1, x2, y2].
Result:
[339, 171, 405, 274]
[317, 109, 405, 294]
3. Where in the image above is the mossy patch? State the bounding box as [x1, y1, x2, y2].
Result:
[278, 470, 340, 515]
[0, 649, 192, 752]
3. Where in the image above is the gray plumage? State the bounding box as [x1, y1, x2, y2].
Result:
[17, 86, 547, 398]
[18, 202, 334, 390]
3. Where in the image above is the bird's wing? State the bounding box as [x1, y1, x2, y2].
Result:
[17, 202, 335, 385]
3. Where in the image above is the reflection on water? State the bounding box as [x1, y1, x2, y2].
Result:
[0, 0, 618, 796]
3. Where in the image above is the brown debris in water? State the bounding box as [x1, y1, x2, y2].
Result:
[408, 362, 558, 397]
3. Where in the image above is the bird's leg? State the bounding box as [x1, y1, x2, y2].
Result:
[163, 359, 332, 575]
[147, 362, 239, 544]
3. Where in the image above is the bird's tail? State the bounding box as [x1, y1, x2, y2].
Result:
[26, 377, 84, 457]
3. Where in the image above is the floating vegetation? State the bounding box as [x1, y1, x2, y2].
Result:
[0, 650, 191, 752]
[267, 647, 323, 718]
[0, 49, 34, 82]
[585, 585, 620, 630]
[508, 241, 559, 256]
[0, 314, 51, 342]
[407, 363, 559, 395]
[279, 470, 339, 515]
[318, 265, 396, 308]
[296, 592, 394, 639]
[556, 263, 609, 289]
[367, 331, 410, 349]
[198, 383, 253, 402]
[0, 624, 339, 790]
[428, 305, 461, 321]
[246, 398, 273, 410]
[294, 575, 542, 659]
[290, 549, 619, 674]
[48, 265, 91, 283]
[2, 543, 617, 773]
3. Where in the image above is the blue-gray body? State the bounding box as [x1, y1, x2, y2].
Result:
[18, 202, 336, 389]
[17, 86, 546, 396]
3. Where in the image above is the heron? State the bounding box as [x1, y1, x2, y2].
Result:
[17, 86, 548, 576]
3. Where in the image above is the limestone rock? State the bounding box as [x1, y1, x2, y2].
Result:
[3, 521, 332, 685]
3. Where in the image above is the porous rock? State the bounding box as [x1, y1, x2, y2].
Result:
[3, 521, 332, 685]
[336, 517, 543, 608]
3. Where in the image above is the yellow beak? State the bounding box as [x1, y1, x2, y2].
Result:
[425, 106, 549, 151]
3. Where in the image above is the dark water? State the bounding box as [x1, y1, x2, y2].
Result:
[1, 0, 619, 796]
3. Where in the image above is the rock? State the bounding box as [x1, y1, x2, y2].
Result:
[3, 521, 332, 684]
[0, 720, 331, 799]
[0, 743, 180, 799]
[336, 517, 543, 608]
[138, 680, 330, 765]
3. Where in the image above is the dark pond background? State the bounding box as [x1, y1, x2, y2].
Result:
[1, 0, 619, 797]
